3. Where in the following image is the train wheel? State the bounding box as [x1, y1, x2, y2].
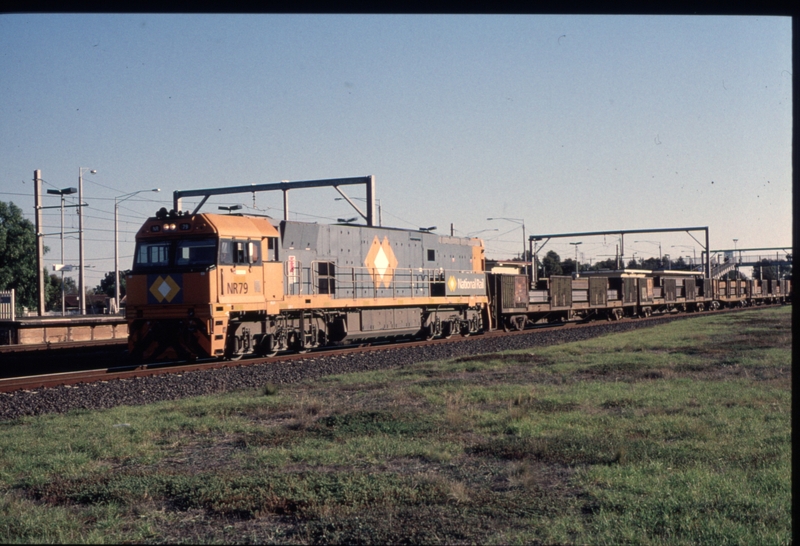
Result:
[225, 341, 245, 361]
[443, 320, 455, 339]
[257, 335, 278, 358]
[225, 325, 248, 361]
[513, 315, 525, 331]
[424, 316, 441, 340]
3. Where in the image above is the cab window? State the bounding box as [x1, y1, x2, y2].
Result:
[220, 238, 261, 265]
[266, 237, 279, 261]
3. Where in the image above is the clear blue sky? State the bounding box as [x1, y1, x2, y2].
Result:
[0, 14, 792, 289]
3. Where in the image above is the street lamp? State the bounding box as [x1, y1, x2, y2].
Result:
[634, 240, 662, 263]
[218, 205, 242, 214]
[115, 188, 160, 312]
[466, 228, 498, 237]
[487, 217, 526, 261]
[78, 167, 96, 315]
[337, 217, 357, 223]
[419, 226, 437, 232]
[570, 242, 582, 275]
[46, 187, 77, 315]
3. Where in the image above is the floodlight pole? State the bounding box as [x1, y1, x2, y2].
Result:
[78, 167, 96, 315]
[34, 170, 45, 316]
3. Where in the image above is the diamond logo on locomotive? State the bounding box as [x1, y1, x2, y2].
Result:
[147, 274, 182, 304]
[364, 236, 398, 289]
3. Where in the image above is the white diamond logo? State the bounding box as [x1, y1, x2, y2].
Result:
[374, 247, 390, 277]
[158, 280, 172, 299]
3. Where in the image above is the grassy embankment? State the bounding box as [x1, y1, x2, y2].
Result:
[0, 306, 792, 544]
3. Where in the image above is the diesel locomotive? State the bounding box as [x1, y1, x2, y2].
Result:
[126, 209, 487, 361]
[126, 209, 790, 363]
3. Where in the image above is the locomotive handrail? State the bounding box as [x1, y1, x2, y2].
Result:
[291, 264, 480, 300]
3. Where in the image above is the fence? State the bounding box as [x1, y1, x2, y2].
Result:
[0, 290, 14, 321]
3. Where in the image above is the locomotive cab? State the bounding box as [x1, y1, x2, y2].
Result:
[126, 210, 281, 361]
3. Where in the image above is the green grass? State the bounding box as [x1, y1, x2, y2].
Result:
[0, 306, 791, 544]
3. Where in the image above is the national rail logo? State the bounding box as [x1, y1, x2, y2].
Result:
[148, 275, 182, 303]
[364, 236, 398, 289]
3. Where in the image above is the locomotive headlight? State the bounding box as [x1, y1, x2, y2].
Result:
[170, 223, 176, 230]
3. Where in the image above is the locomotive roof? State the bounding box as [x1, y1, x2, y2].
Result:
[280, 219, 483, 246]
[203, 213, 280, 238]
[137, 212, 280, 239]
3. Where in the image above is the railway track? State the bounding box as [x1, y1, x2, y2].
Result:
[1, 305, 770, 395]
[0, 329, 508, 394]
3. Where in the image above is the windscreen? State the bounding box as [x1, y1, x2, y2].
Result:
[175, 238, 217, 267]
[134, 241, 171, 268]
[133, 238, 218, 271]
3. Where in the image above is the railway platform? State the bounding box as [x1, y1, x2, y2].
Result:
[0, 315, 127, 347]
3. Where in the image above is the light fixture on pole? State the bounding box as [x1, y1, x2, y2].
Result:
[419, 226, 437, 232]
[46, 187, 78, 315]
[486, 217, 526, 261]
[466, 228, 498, 237]
[78, 167, 96, 315]
[116, 188, 160, 313]
[570, 241, 582, 275]
[337, 217, 357, 223]
[634, 240, 662, 263]
[218, 204, 242, 214]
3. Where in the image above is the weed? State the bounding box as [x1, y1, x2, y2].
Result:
[262, 383, 278, 396]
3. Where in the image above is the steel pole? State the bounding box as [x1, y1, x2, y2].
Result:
[78, 168, 85, 315]
[522, 221, 526, 266]
[61, 195, 66, 316]
[114, 198, 120, 312]
[34, 170, 45, 316]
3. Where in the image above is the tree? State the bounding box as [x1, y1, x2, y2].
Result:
[95, 270, 129, 298]
[561, 258, 577, 275]
[541, 250, 562, 276]
[46, 271, 77, 312]
[672, 256, 688, 270]
[0, 201, 43, 314]
[752, 259, 791, 281]
[591, 258, 619, 271]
